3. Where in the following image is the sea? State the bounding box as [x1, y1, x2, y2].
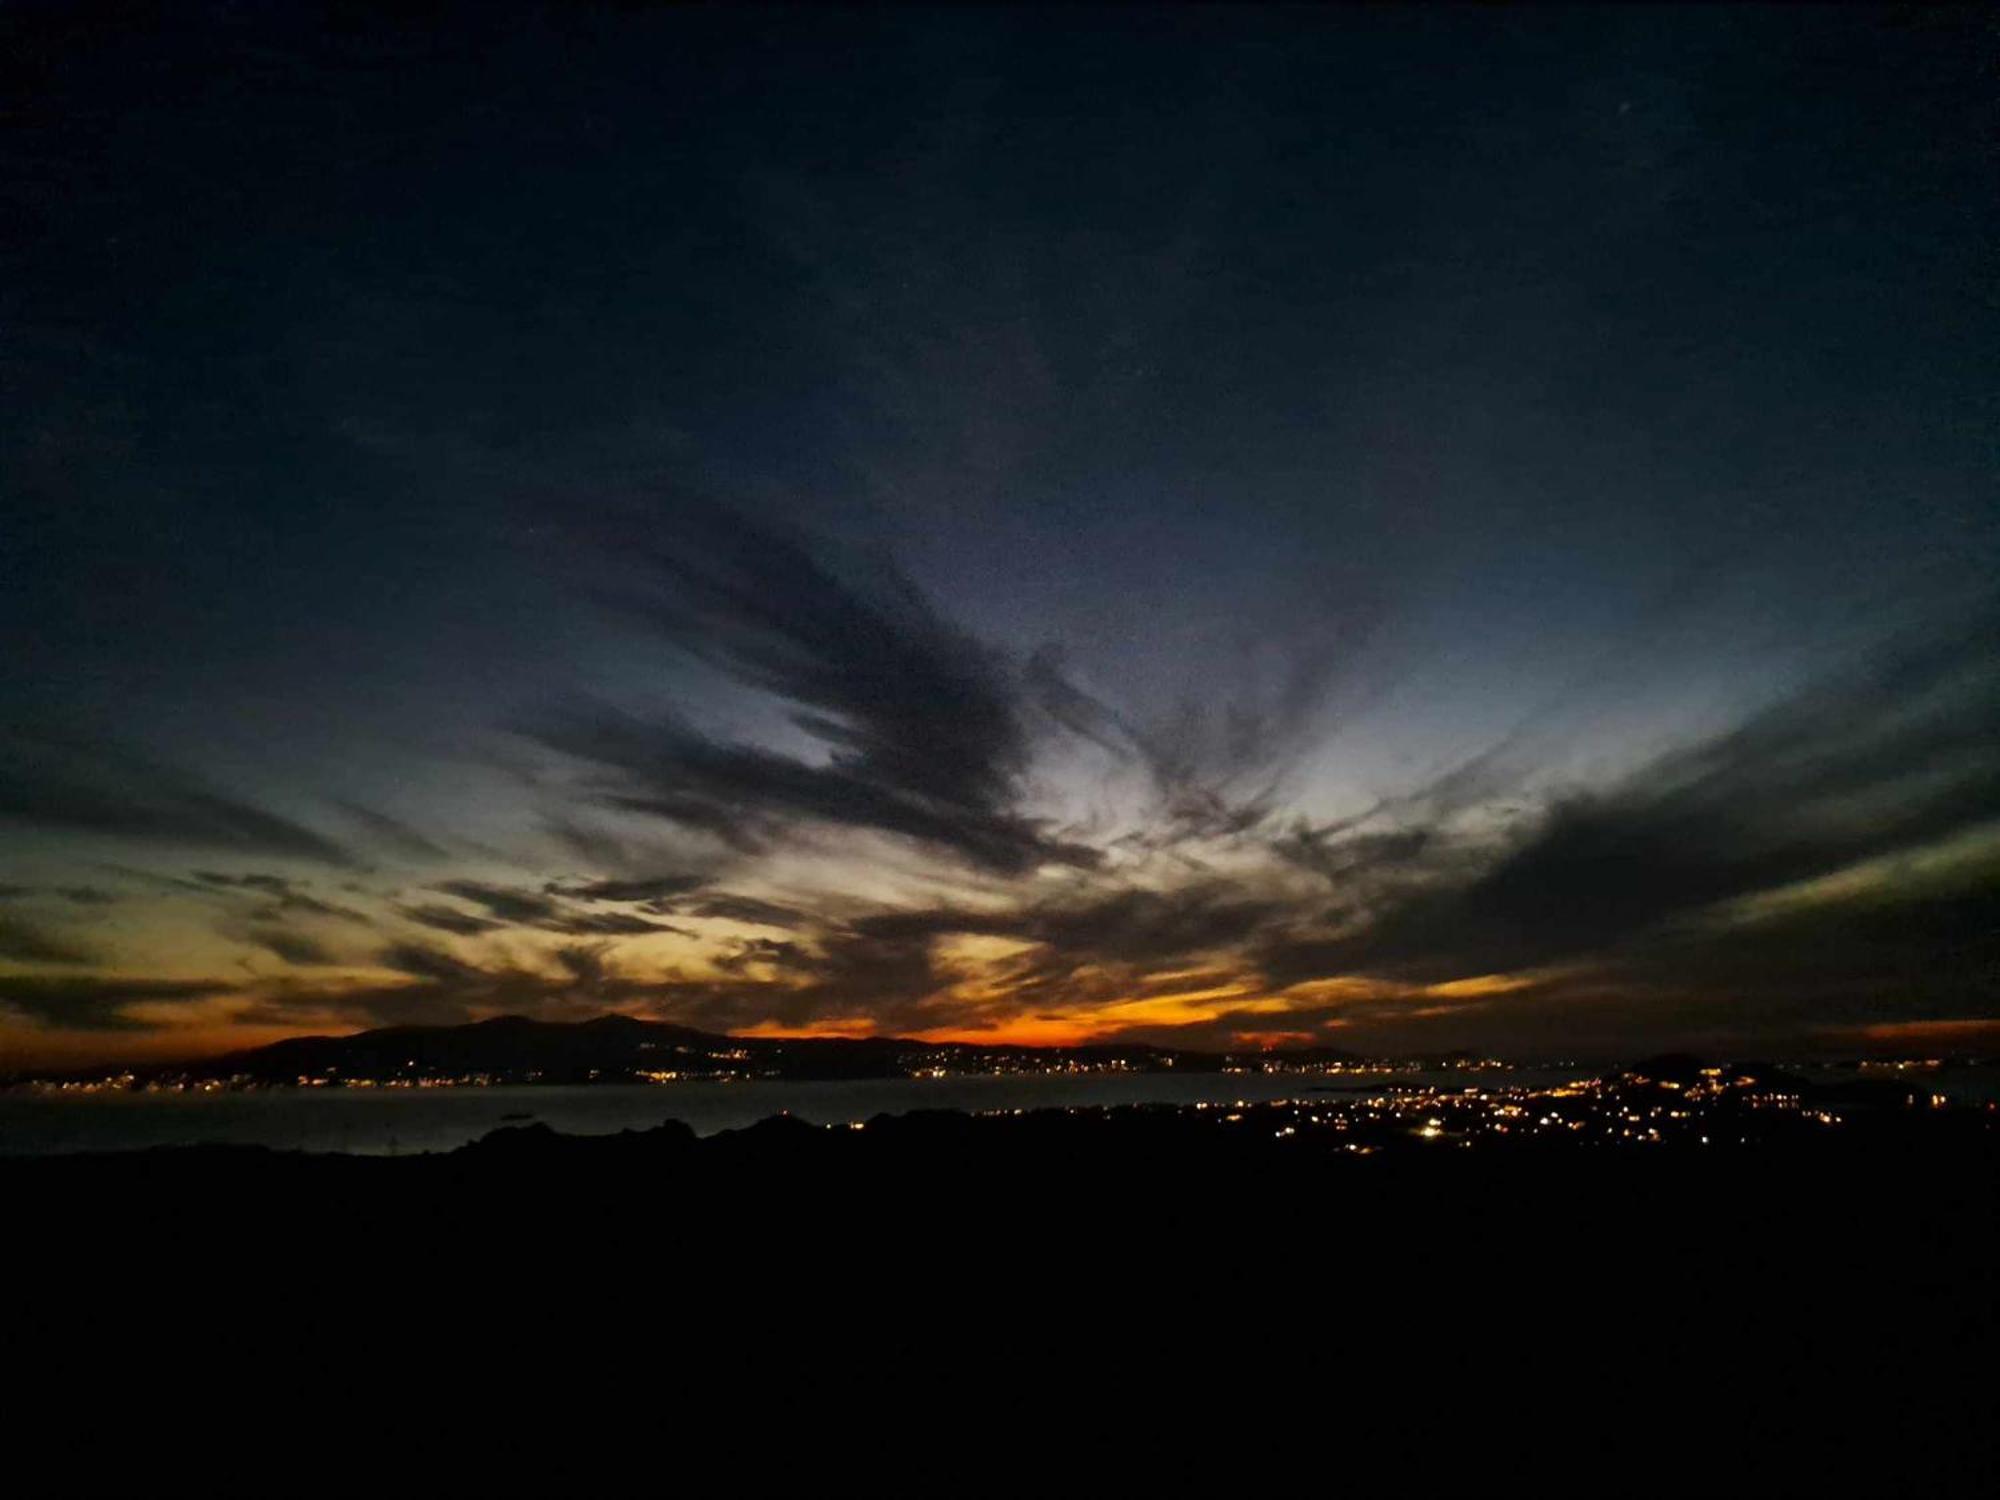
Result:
[0, 1067, 1544, 1156]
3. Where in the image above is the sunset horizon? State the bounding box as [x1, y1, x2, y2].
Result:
[4, 8, 1994, 1486]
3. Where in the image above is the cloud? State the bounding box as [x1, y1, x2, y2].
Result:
[643, 880, 1296, 1038]
[528, 502, 1100, 875]
[550, 943, 613, 986]
[717, 922, 944, 1032]
[1027, 596, 1385, 842]
[542, 911, 686, 936]
[0, 729, 355, 866]
[411, 881, 683, 938]
[431, 880, 562, 925]
[851, 882, 1289, 968]
[0, 885, 119, 906]
[713, 937, 815, 974]
[192, 871, 372, 923]
[14, 585, 1992, 1060]
[260, 941, 651, 1029]
[536, 815, 697, 876]
[376, 943, 492, 986]
[244, 928, 337, 967]
[0, 915, 95, 966]
[399, 903, 506, 936]
[0, 974, 230, 1031]
[684, 893, 810, 928]
[544, 873, 709, 904]
[195, 872, 295, 894]
[1256, 612, 2000, 1017]
[332, 800, 451, 862]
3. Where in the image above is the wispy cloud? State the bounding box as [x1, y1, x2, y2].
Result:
[0, 974, 232, 1032]
[544, 873, 709, 905]
[419, 880, 684, 938]
[0, 915, 95, 966]
[528, 503, 1101, 875]
[0, 731, 355, 866]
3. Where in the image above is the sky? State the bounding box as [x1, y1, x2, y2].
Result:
[2, 4, 1996, 1068]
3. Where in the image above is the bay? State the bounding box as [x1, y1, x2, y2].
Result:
[0, 1068, 1545, 1156]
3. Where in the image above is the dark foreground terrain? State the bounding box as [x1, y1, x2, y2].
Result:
[9, 1099, 1994, 1493]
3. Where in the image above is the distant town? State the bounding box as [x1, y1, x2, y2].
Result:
[1046, 1061, 1980, 1157]
[5, 1013, 1515, 1092]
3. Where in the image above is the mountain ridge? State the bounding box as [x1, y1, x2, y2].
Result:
[41, 1012, 1379, 1085]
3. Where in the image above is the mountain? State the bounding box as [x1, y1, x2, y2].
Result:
[158, 1013, 1259, 1085]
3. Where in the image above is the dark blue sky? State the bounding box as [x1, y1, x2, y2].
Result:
[2, 4, 1995, 1064]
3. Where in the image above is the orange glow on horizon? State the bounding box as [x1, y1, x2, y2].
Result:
[732, 1017, 886, 1041]
[1238, 1029, 1318, 1051]
[731, 1017, 1120, 1048]
[907, 1018, 1113, 1048]
[1847, 1018, 2000, 1046]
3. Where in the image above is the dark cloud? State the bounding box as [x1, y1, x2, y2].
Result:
[544, 873, 709, 904]
[421, 880, 682, 937]
[0, 730, 355, 866]
[430, 880, 562, 925]
[1019, 886, 1287, 966]
[1592, 881, 2000, 1039]
[0, 974, 229, 1031]
[738, 924, 942, 1032]
[541, 911, 685, 937]
[244, 928, 337, 967]
[325, 918, 942, 1039]
[192, 871, 372, 923]
[551, 944, 613, 987]
[543, 702, 1102, 876]
[0, 915, 95, 966]
[399, 903, 507, 936]
[529, 503, 1100, 875]
[0, 884, 119, 906]
[195, 872, 294, 894]
[375, 943, 491, 986]
[536, 817, 681, 875]
[685, 894, 810, 928]
[270, 942, 650, 1029]
[1272, 826, 1437, 891]
[1259, 613, 2000, 1001]
[332, 801, 451, 862]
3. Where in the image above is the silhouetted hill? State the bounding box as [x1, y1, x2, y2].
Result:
[216, 1013, 725, 1082]
[141, 1013, 1275, 1085]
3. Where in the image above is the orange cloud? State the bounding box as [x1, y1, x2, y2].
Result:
[1424, 973, 1536, 999]
[908, 1018, 1112, 1048]
[1845, 1018, 2000, 1047]
[734, 1017, 884, 1040]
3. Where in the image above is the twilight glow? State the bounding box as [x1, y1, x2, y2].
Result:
[2, 6, 1995, 1070]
